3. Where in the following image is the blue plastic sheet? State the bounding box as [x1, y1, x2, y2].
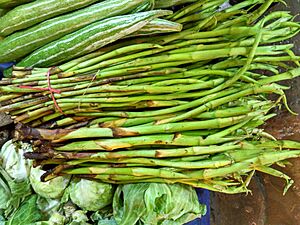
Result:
[185, 189, 210, 225]
[0, 62, 14, 80]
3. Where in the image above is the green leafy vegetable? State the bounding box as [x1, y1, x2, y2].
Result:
[0, 175, 10, 212]
[0, 167, 32, 217]
[36, 196, 61, 219]
[35, 212, 66, 225]
[97, 219, 117, 225]
[69, 178, 114, 211]
[0, 140, 32, 217]
[68, 210, 91, 225]
[0, 140, 32, 182]
[6, 195, 42, 225]
[113, 183, 206, 225]
[30, 166, 71, 199]
[91, 208, 117, 225]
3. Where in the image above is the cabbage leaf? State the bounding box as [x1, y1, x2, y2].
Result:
[113, 183, 206, 225]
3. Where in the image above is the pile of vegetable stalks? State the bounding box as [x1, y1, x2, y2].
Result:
[1, 0, 300, 194]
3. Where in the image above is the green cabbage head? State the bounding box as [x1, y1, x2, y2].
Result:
[30, 166, 71, 199]
[69, 178, 114, 211]
[113, 183, 206, 225]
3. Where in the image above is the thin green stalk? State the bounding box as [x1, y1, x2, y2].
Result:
[66, 39, 220, 75]
[157, 25, 265, 124]
[62, 167, 189, 179]
[76, 157, 234, 169]
[186, 150, 300, 179]
[9, 103, 47, 116]
[66, 88, 240, 118]
[248, 0, 276, 24]
[67, 43, 162, 72]
[258, 67, 300, 85]
[156, 84, 282, 124]
[170, 0, 225, 21]
[54, 134, 244, 151]
[255, 166, 293, 195]
[0, 96, 49, 112]
[14, 106, 53, 122]
[42, 144, 239, 160]
[51, 79, 224, 103]
[225, 0, 264, 13]
[101, 44, 290, 72]
[116, 68, 231, 86]
[20, 115, 248, 142]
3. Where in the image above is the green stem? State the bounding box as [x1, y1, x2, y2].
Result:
[54, 134, 243, 151]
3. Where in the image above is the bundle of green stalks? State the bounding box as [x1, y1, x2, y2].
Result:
[1, 0, 300, 194]
[24, 139, 300, 194]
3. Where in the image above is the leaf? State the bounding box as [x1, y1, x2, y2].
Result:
[6, 195, 42, 225]
[113, 183, 206, 225]
[67, 210, 91, 225]
[34, 212, 66, 225]
[36, 196, 61, 220]
[91, 208, 117, 225]
[113, 183, 148, 225]
[0, 140, 32, 181]
[30, 166, 70, 199]
[0, 140, 33, 217]
[0, 167, 32, 217]
[97, 219, 117, 225]
[0, 176, 11, 210]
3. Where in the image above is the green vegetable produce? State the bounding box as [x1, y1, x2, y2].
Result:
[18, 10, 172, 67]
[35, 212, 66, 225]
[15, 114, 250, 142]
[154, 0, 198, 8]
[0, 175, 10, 214]
[90, 209, 117, 225]
[132, 0, 155, 12]
[29, 166, 71, 199]
[1, 0, 300, 198]
[69, 178, 114, 211]
[0, 8, 8, 17]
[36, 196, 61, 219]
[0, 140, 32, 181]
[128, 18, 183, 37]
[113, 183, 206, 225]
[0, 0, 34, 8]
[0, 0, 102, 37]
[68, 210, 90, 225]
[5, 195, 42, 225]
[0, 0, 153, 63]
[0, 140, 32, 217]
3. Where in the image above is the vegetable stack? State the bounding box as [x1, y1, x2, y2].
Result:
[1, 0, 300, 197]
[1, 140, 206, 224]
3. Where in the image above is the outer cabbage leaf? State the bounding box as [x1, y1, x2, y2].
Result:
[0, 140, 32, 217]
[0, 175, 10, 211]
[6, 195, 42, 225]
[30, 166, 71, 199]
[67, 210, 91, 225]
[69, 178, 114, 211]
[36, 196, 61, 219]
[0, 140, 32, 181]
[113, 183, 206, 225]
[35, 212, 66, 225]
[91, 208, 117, 225]
[113, 183, 147, 225]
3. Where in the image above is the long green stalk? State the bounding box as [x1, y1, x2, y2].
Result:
[16, 115, 249, 142]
